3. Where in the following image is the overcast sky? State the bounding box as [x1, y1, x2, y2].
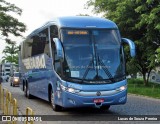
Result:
[0, 0, 101, 60]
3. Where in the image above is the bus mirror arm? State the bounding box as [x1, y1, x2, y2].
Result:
[122, 38, 136, 57]
[53, 38, 64, 61]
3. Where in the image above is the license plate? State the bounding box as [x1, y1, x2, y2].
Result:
[93, 99, 104, 103]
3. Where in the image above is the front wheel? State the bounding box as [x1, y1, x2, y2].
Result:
[50, 90, 62, 111]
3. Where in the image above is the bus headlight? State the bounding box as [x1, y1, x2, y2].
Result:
[68, 87, 80, 93]
[68, 88, 75, 93]
[60, 84, 67, 91]
[60, 84, 80, 93]
[116, 85, 127, 91]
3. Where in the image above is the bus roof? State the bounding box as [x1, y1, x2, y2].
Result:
[29, 16, 118, 37]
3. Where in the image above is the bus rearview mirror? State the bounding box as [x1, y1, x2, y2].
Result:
[122, 38, 136, 57]
[53, 38, 64, 61]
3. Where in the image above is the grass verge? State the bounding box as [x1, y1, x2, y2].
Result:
[127, 78, 160, 99]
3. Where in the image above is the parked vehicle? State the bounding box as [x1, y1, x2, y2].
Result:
[10, 72, 20, 87]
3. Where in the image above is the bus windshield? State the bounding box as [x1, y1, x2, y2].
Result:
[61, 29, 125, 83]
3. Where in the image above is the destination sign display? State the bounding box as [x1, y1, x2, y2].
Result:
[67, 30, 88, 35]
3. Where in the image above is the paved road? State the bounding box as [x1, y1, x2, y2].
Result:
[1, 82, 160, 124]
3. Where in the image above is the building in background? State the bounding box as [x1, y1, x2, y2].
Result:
[0, 62, 18, 82]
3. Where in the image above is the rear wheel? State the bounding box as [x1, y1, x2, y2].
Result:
[24, 84, 27, 97]
[50, 89, 62, 111]
[24, 83, 33, 99]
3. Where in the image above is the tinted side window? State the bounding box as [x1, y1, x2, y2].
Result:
[31, 28, 49, 56]
[50, 25, 58, 64]
[50, 25, 58, 39]
[23, 38, 32, 59]
[50, 25, 61, 75]
[54, 48, 61, 75]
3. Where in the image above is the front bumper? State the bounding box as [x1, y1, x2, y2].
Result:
[13, 80, 20, 85]
[60, 89, 127, 108]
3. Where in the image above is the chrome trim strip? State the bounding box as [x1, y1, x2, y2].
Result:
[77, 90, 120, 96]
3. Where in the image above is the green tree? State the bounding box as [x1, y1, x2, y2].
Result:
[87, 0, 160, 85]
[0, 0, 26, 43]
[126, 60, 139, 78]
[2, 43, 19, 64]
[1, 54, 18, 64]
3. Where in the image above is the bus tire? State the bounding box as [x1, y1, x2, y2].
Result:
[24, 83, 27, 97]
[25, 83, 33, 99]
[23, 81, 25, 91]
[100, 105, 110, 110]
[50, 90, 62, 111]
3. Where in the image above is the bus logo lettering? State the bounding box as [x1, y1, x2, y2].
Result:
[22, 54, 46, 69]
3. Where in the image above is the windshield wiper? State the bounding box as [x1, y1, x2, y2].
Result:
[81, 57, 94, 83]
[63, 57, 95, 84]
[97, 55, 114, 82]
[81, 54, 115, 83]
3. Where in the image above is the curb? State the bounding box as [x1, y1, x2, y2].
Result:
[128, 93, 160, 101]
